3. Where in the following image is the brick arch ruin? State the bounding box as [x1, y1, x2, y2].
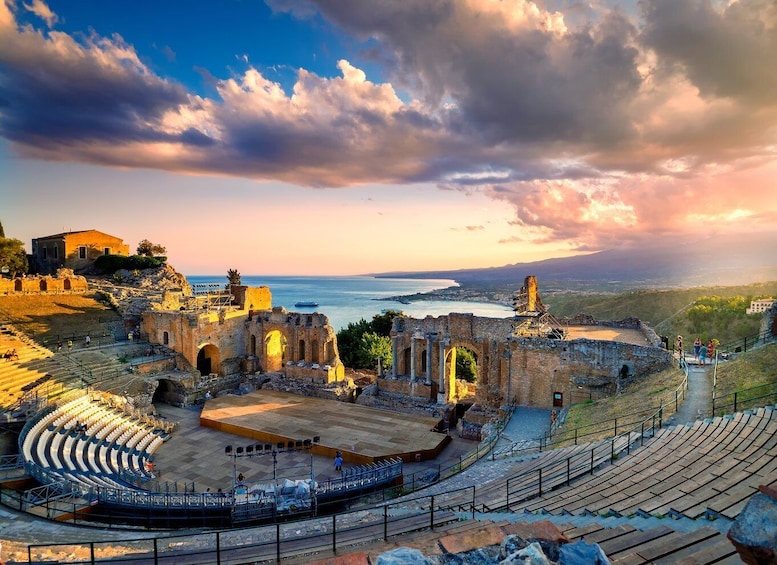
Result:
[142, 288, 345, 389]
[389, 313, 512, 405]
[388, 312, 672, 411]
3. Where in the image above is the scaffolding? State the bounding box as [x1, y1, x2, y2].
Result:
[511, 275, 567, 339]
[186, 283, 234, 312]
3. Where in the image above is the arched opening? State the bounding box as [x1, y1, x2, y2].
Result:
[14, 279, 22, 291]
[197, 344, 220, 376]
[152, 379, 186, 406]
[39, 280, 47, 291]
[250, 335, 257, 357]
[264, 330, 287, 372]
[63, 278, 72, 290]
[402, 347, 412, 376]
[455, 346, 478, 384]
[421, 348, 428, 374]
[163, 331, 169, 345]
[311, 340, 319, 363]
[326, 341, 335, 363]
[298, 339, 306, 362]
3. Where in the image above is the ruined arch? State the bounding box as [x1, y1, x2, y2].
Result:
[39, 279, 47, 291]
[152, 378, 186, 405]
[63, 278, 72, 290]
[264, 330, 288, 372]
[311, 339, 319, 363]
[197, 344, 221, 376]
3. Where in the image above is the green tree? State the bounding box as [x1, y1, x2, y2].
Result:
[455, 347, 478, 383]
[227, 268, 242, 286]
[335, 310, 405, 369]
[0, 237, 28, 278]
[336, 319, 372, 368]
[136, 239, 167, 257]
[0, 220, 5, 238]
[370, 309, 404, 336]
[359, 332, 393, 372]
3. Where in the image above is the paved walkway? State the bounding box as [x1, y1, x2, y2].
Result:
[666, 355, 714, 425]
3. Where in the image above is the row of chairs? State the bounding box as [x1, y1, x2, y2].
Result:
[21, 395, 168, 494]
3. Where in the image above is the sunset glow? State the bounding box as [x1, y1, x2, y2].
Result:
[2, 0, 776, 275]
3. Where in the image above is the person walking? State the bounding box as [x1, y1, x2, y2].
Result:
[67, 339, 73, 353]
[699, 342, 708, 366]
[676, 335, 684, 359]
[85, 334, 91, 347]
[693, 338, 702, 363]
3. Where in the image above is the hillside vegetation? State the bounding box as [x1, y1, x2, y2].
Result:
[545, 280, 777, 345]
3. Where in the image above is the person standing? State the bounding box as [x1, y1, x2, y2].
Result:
[334, 452, 343, 472]
[85, 334, 91, 347]
[707, 340, 715, 363]
[67, 339, 73, 353]
[699, 342, 708, 366]
[676, 335, 684, 358]
[693, 338, 702, 363]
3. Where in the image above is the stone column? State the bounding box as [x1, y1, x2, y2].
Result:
[410, 334, 417, 381]
[391, 336, 399, 377]
[425, 336, 433, 385]
[438, 339, 447, 394]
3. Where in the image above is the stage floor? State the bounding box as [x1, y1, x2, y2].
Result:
[200, 390, 448, 463]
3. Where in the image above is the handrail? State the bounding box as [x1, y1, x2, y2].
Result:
[540, 356, 689, 450]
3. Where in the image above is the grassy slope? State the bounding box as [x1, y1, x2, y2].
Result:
[0, 292, 121, 345]
[555, 365, 687, 446]
[557, 343, 777, 446]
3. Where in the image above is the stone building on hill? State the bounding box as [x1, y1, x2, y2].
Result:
[31, 229, 130, 274]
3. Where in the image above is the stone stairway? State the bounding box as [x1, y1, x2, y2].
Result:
[470, 508, 734, 535]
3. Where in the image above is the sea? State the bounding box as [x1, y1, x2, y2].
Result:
[187, 275, 513, 331]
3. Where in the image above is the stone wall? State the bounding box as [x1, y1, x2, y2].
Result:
[389, 313, 672, 410]
[377, 376, 436, 402]
[0, 274, 88, 295]
[141, 292, 345, 385]
[507, 336, 672, 407]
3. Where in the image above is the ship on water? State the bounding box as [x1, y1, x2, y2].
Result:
[294, 301, 319, 308]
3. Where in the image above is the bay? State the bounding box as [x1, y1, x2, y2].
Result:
[187, 275, 513, 331]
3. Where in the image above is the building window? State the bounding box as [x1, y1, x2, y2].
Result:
[104, 247, 111, 255]
[79, 246, 87, 259]
[42, 247, 48, 259]
[53, 246, 58, 259]
[163, 331, 169, 345]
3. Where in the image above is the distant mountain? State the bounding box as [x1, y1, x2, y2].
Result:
[375, 233, 777, 289]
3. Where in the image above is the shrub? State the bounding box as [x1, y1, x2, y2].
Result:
[95, 254, 166, 274]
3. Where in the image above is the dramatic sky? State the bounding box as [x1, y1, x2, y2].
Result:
[1, 0, 776, 275]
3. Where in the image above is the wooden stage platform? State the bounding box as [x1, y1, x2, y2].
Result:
[200, 390, 449, 464]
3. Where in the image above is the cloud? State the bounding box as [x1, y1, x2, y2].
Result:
[1, 0, 777, 252]
[450, 225, 485, 232]
[22, 0, 56, 27]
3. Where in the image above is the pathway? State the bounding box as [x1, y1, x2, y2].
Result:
[666, 355, 714, 425]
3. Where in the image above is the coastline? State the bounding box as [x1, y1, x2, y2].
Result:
[379, 284, 514, 308]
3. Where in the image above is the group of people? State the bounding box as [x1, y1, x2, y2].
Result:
[677, 336, 717, 366]
[2, 349, 18, 361]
